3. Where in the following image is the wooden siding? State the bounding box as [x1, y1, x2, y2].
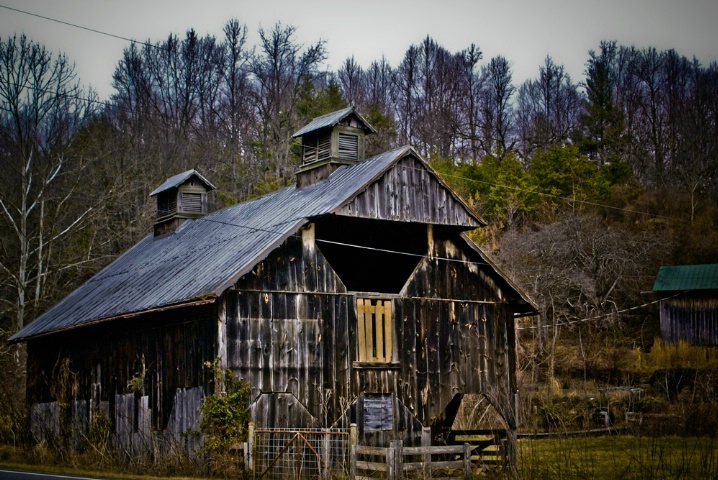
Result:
[335, 156, 481, 227]
[227, 223, 516, 443]
[26, 305, 218, 435]
[660, 294, 718, 345]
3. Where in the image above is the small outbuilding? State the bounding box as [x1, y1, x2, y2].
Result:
[653, 263, 718, 345]
[10, 106, 536, 462]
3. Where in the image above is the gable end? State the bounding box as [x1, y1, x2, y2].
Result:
[333, 154, 483, 228]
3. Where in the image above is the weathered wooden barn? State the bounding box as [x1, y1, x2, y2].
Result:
[10, 106, 535, 458]
[653, 264, 718, 345]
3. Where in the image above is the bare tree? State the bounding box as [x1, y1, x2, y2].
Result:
[480, 55, 516, 157]
[396, 45, 419, 147]
[455, 43, 483, 161]
[516, 56, 582, 159]
[250, 22, 326, 179]
[498, 212, 670, 391]
[217, 19, 255, 203]
[0, 35, 95, 330]
[337, 56, 365, 106]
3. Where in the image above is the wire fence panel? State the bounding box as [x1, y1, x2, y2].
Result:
[253, 428, 351, 480]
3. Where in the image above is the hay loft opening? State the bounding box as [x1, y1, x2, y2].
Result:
[314, 216, 427, 294]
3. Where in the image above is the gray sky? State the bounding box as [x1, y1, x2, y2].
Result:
[1, 0, 717, 98]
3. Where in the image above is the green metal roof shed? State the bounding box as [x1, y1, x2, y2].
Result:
[653, 264, 718, 292]
[653, 264, 718, 345]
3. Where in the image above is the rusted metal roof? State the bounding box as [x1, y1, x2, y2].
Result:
[653, 264, 718, 292]
[292, 105, 375, 138]
[149, 169, 215, 197]
[14, 146, 471, 341]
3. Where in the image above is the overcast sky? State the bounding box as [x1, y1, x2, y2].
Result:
[1, 0, 717, 99]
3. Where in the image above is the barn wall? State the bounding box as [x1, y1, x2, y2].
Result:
[660, 294, 718, 345]
[335, 156, 481, 227]
[229, 227, 351, 427]
[402, 233, 517, 428]
[26, 304, 218, 444]
[227, 224, 516, 442]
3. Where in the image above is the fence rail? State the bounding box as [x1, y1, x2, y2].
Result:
[351, 441, 472, 480]
[248, 424, 474, 480]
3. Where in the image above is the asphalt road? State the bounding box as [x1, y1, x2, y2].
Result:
[0, 470, 109, 480]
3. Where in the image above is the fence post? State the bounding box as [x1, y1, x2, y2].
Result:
[390, 440, 403, 480]
[248, 422, 255, 471]
[463, 443, 471, 480]
[350, 423, 357, 446]
[350, 444, 357, 480]
[321, 428, 330, 479]
[421, 427, 431, 473]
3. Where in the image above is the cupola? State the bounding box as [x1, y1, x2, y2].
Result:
[293, 106, 375, 188]
[149, 169, 215, 236]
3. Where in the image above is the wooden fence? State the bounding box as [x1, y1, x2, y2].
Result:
[351, 440, 472, 480]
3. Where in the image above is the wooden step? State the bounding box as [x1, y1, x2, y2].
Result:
[454, 434, 494, 442]
[482, 444, 502, 453]
[475, 454, 503, 464]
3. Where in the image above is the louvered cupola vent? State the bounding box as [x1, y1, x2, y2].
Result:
[150, 169, 215, 237]
[293, 106, 375, 188]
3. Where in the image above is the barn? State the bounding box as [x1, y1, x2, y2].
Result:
[653, 263, 718, 345]
[10, 106, 536, 462]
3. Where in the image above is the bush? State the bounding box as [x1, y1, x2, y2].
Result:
[200, 362, 251, 476]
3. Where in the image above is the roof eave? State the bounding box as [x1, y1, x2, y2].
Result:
[292, 106, 376, 138]
[8, 296, 217, 344]
[459, 232, 539, 315]
[150, 169, 216, 197]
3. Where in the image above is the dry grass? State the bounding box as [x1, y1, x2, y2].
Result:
[515, 435, 718, 479]
[649, 338, 718, 369]
[0, 443, 224, 480]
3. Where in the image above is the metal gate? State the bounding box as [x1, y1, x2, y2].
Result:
[252, 428, 351, 480]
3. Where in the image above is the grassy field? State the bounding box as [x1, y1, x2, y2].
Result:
[3, 436, 718, 479]
[515, 435, 718, 479]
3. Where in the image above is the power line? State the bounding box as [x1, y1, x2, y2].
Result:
[200, 216, 676, 326]
[431, 167, 685, 223]
[0, 4, 157, 50]
[4, 71, 705, 227]
[201, 217, 497, 269]
[515, 291, 684, 330]
[0, 2, 706, 226]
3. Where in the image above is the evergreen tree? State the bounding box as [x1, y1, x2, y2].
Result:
[575, 42, 626, 165]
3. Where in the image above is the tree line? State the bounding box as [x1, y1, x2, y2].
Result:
[1, 20, 717, 382]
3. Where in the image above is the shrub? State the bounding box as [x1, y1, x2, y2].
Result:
[200, 361, 251, 476]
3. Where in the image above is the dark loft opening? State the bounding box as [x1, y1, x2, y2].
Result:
[313, 215, 427, 293]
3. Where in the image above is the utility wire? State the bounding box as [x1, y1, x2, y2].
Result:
[5, 68, 693, 225]
[4, 73, 696, 227]
[515, 291, 684, 330]
[433, 168, 683, 222]
[201, 217, 497, 269]
[0, 4, 157, 50]
[1, 2, 702, 334]
[0, 4, 707, 226]
[204, 214, 671, 328]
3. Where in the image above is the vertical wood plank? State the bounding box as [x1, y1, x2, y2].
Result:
[375, 303, 384, 362]
[365, 301, 375, 361]
[357, 299, 366, 362]
[383, 301, 393, 362]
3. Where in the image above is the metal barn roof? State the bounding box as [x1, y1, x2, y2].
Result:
[12, 146, 495, 342]
[653, 264, 718, 292]
[292, 106, 375, 138]
[149, 169, 215, 197]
